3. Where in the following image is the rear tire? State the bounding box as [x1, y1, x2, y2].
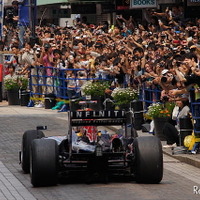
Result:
[133, 136, 163, 183]
[30, 139, 58, 187]
[21, 130, 45, 173]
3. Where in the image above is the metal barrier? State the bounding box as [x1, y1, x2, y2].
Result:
[142, 83, 161, 110]
[141, 85, 200, 135]
[30, 66, 163, 105]
[30, 65, 112, 101]
[190, 101, 200, 136]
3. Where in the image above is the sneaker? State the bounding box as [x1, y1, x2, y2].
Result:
[27, 100, 34, 107]
[191, 150, 197, 154]
[163, 143, 177, 148]
[34, 102, 44, 108]
[149, 131, 154, 135]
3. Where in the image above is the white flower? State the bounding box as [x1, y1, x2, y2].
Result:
[111, 87, 139, 105]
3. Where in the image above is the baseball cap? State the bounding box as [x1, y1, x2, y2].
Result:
[161, 69, 169, 75]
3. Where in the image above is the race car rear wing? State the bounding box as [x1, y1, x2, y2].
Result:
[69, 110, 126, 126]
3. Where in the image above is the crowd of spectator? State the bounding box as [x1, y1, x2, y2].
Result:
[1, 5, 200, 112]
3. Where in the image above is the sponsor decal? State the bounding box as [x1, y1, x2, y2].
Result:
[71, 110, 125, 119]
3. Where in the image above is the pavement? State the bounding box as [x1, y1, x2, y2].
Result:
[0, 99, 200, 172]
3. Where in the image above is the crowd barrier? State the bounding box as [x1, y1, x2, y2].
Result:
[29, 66, 163, 121]
[142, 84, 200, 135]
[141, 83, 161, 110]
[30, 65, 112, 101]
[190, 101, 200, 136]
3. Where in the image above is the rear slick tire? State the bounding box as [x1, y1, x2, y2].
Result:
[133, 136, 163, 184]
[30, 139, 58, 187]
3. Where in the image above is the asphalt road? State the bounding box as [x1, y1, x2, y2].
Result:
[0, 106, 200, 200]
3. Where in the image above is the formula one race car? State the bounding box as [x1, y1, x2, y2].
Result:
[19, 109, 163, 187]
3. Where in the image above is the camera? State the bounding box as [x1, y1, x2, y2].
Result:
[176, 61, 182, 67]
[161, 34, 166, 38]
[161, 76, 168, 83]
[161, 73, 177, 86]
[79, 73, 84, 77]
[44, 43, 51, 51]
[6, 9, 14, 19]
[162, 96, 169, 103]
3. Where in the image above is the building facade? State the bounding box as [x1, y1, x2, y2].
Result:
[4, 0, 200, 27]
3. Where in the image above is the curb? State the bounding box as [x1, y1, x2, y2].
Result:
[163, 150, 200, 169]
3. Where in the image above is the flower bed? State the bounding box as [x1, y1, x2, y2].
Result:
[4, 76, 19, 91]
[145, 102, 175, 119]
[4, 75, 28, 91]
[81, 80, 110, 97]
[111, 87, 139, 105]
